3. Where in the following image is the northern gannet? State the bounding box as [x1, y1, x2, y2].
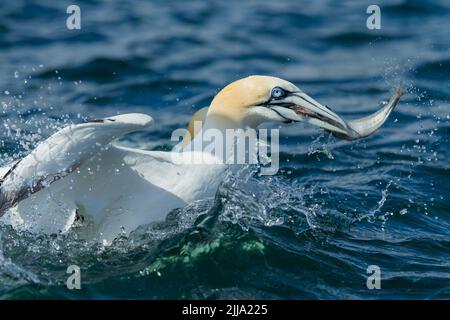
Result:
[0, 76, 403, 244]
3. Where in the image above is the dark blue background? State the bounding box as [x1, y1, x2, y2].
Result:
[0, 0, 449, 299]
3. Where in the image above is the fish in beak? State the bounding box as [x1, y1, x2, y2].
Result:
[267, 87, 404, 140]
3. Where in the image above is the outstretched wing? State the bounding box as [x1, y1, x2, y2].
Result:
[0, 113, 153, 216]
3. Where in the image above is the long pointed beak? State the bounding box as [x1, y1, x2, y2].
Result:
[269, 88, 403, 140]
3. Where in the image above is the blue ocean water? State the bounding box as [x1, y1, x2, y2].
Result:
[0, 0, 449, 299]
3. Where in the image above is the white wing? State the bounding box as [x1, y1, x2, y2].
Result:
[0, 113, 153, 216]
[0, 113, 223, 243]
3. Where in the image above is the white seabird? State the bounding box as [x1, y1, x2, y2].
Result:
[0, 76, 403, 244]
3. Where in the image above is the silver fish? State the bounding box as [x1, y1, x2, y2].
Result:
[270, 87, 404, 140]
[334, 88, 404, 140]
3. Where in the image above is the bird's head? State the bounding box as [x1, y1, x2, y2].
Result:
[182, 75, 402, 148]
[206, 75, 356, 138]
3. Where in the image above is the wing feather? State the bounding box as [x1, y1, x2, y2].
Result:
[0, 113, 153, 216]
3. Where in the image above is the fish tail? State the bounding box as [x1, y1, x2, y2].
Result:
[395, 86, 405, 98]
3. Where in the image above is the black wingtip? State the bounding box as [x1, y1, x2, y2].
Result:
[84, 118, 116, 124]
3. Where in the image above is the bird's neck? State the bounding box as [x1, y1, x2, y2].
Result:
[202, 113, 244, 132]
[186, 114, 258, 164]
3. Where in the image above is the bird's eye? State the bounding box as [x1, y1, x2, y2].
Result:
[271, 87, 286, 99]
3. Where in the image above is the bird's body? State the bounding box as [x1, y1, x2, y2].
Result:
[0, 76, 403, 244]
[3, 147, 225, 244]
[0, 119, 226, 244]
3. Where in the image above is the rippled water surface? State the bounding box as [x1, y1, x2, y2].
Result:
[0, 0, 449, 299]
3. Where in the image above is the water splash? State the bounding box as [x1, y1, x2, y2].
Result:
[307, 132, 335, 160]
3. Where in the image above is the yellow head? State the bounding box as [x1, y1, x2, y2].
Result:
[183, 75, 359, 146]
[207, 75, 299, 127]
[207, 75, 350, 133]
